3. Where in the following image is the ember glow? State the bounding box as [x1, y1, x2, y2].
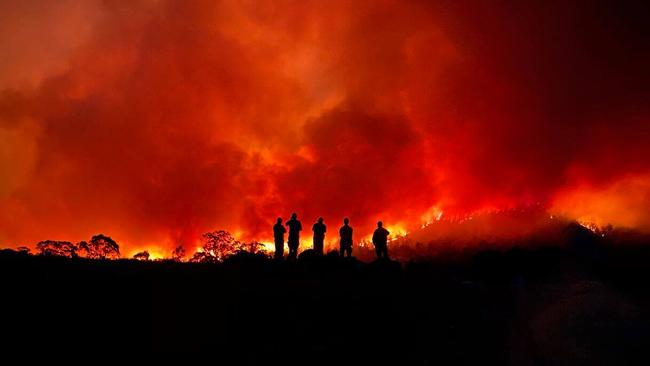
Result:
[1, 0, 649, 255]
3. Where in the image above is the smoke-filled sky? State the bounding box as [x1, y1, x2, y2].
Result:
[1, 0, 649, 255]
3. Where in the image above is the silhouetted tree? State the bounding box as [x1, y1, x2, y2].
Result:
[199, 230, 240, 261]
[188, 230, 267, 262]
[16, 246, 31, 254]
[76, 241, 90, 257]
[78, 234, 120, 259]
[36, 240, 77, 258]
[172, 245, 186, 262]
[186, 230, 269, 263]
[133, 251, 150, 261]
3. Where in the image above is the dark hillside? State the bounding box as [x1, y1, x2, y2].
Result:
[2, 231, 650, 364]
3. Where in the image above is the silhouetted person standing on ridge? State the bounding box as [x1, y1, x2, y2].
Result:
[312, 217, 326, 255]
[339, 217, 353, 258]
[273, 217, 286, 259]
[372, 221, 390, 259]
[286, 213, 302, 259]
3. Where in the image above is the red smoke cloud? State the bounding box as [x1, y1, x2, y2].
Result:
[1, 0, 649, 255]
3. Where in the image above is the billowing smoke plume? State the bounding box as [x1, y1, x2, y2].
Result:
[1, 0, 649, 255]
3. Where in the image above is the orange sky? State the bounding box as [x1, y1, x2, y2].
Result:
[1, 0, 649, 255]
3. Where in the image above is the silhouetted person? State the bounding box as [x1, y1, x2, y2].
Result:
[273, 217, 286, 259]
[339, 217, 353, 258]
[312, 217, 326, 255]
[286, 213, 302, 259]
[372, 221, 390, 259]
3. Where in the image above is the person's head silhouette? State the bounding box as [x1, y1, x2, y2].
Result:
[291, 212, 297, 220]
[276, 217, 282, 224]
[377, 221, 383, 228]
[317, 217, 324, 224]
[343, 217, 349, 225]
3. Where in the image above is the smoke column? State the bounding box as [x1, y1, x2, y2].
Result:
[1, 0, 649, 255]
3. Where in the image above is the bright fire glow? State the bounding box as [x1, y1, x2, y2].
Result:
[0, 1, 649, 255]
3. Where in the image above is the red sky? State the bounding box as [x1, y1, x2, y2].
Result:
[1, 0, 649, 256]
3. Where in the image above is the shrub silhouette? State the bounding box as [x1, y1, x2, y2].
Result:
[189, 251, 219, 263]
[239, 240, 264, 254]
[133, 251, 150, 261]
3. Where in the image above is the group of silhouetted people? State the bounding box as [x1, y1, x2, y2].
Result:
[273, 213, 390, 260]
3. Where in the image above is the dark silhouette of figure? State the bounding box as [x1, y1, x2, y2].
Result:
[372, 221, 390, 259]
[312, 217, 326, 255]
[273, 217, 286, 259]
[339, 217, 353, 258]
[285, 213, 302, 259]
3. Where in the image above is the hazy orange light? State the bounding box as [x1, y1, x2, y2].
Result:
[0, 0, 649, 255]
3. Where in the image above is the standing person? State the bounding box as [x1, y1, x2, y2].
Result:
[273, 217, 286, 259]
[372, 221, 390, 259]
[285, 213, 302, 259]
[312, 217, 326, 255]
[339, 217, 353, 258]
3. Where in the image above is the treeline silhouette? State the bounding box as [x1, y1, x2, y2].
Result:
[34, 233, 120, 259]
[28, 230, 265, 263]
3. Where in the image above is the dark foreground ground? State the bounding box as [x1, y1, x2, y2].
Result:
[2, 234, 650, 364]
